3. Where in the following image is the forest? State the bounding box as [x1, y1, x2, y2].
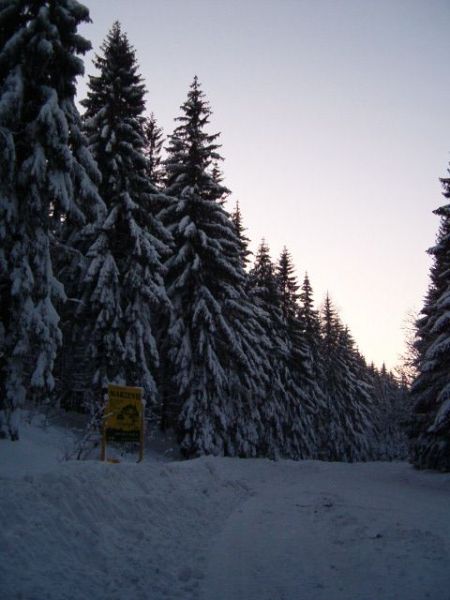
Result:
[0, 1, 449, 471]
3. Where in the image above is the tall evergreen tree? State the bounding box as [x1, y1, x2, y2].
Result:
[0, 0, 103, 439]
[275, 247, 319, 458]
[249, 240, 286, 457]
[320, 295, 374, 461]
[76, 22, 170, 404]
[297, 273, 329, 454]
[161, 76, 265, 457]
[248, 241, 316, 458]
[410, 170, 450, 471]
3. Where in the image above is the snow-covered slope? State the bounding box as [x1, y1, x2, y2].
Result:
[1, 420, 449, 600]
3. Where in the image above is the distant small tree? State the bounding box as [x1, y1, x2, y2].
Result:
[230, 200, 252, 270]
[298, 274, 323, 380]
[277, 247, 299, 319]
[144, 112, 165, 187]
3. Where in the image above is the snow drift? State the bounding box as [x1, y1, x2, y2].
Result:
[1, 421, 449, 600]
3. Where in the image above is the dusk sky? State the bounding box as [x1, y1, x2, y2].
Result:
[78, 0, 450, 369]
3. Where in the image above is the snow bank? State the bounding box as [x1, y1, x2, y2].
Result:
[1, 421, 450, 600]
[0, 422, 252, 600]
[0, 417, 75, 479]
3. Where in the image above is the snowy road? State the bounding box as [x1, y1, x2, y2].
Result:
[202, 462, 450, 600]
[1, 423, 450, 600]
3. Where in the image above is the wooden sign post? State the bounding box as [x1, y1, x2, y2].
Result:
[101, 384, 144, 463]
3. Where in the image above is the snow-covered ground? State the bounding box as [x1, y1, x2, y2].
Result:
[1, 417, 450, 600]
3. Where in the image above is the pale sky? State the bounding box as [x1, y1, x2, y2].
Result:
[77, 0, 450, 369]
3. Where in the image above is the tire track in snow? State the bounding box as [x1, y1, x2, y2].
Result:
[201, 462, 450, 600]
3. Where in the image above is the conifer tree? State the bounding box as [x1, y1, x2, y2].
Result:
[144, 112, 164, 187]
[249, 241, 287, 456]
[77, 22, 170, 403]
[318, 295, 338, 457]
[0, 0, 103, 439]
[320, 295, 374, 461]
[298, 274, 323, 380]
[410, 170, 450, 471]
[250, 240, 279, 304]
[161, 77, 265, 457]
[275, 248, 319, 458]
[249, 241, 316, 458]
[230, 201, 251, 270]
[277, 247, 299, 318]
[297, 273, 329, 454]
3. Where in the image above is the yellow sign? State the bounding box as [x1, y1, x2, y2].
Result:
[104, 384, 143, 443]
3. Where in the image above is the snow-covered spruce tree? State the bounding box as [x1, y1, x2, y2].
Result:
[298, 274, 323, 382]
[247, 241, 314, 458]
[410, 173, 450, 471]
[144, 112, 165, 188]
[78, 22, 170, 404]
[161, 76, 265, 457]
[275, 247, 320, 458]
[297, 273, 329, 456]
[343, 335, 375, 461]
[320, 295, 374, 461]
[248, 240, 287, 457]
[0, 0, 104, 439]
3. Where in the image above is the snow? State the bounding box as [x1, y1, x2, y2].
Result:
[1, 418, 450, 600]
[0, 416, 75, 479]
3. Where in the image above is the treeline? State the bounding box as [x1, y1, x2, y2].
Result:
[0, 4, 409, 461]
